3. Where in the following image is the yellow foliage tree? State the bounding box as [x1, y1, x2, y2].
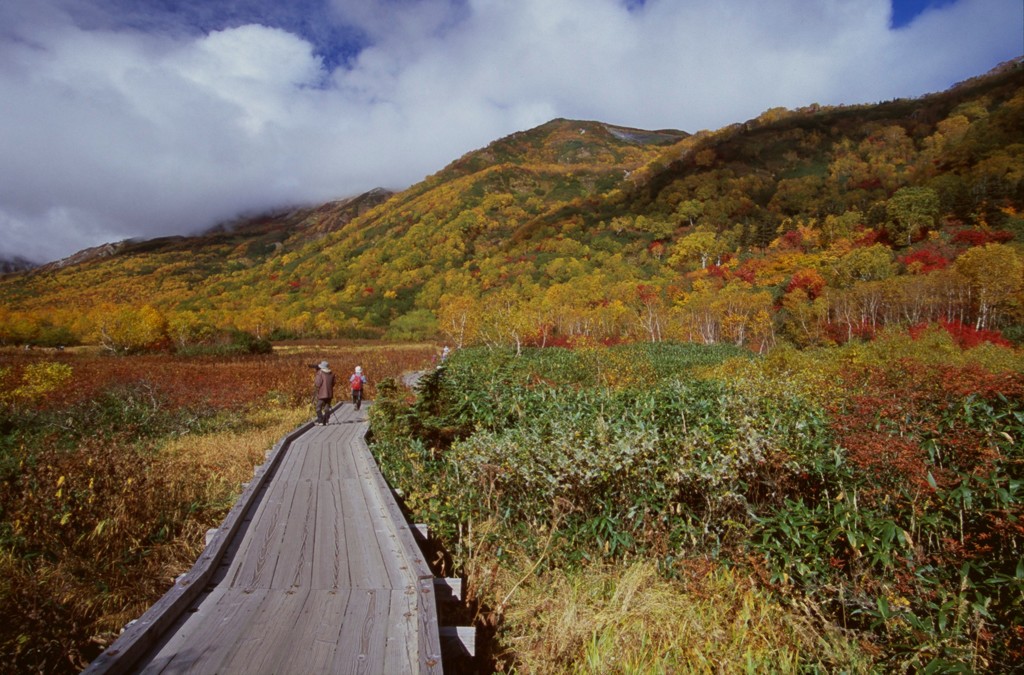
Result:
[669, 228, 729, 270]
[953, 243, 1024, 330]
[437, 294, 480, 348]
[167, 310, 213, 348]
[90, 304, 167, 353]
[711, 283, 774, 348]
[781, 289, 831, 347]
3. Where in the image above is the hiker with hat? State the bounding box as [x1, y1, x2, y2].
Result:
[313, 360, 335, 425]
[350, 365, 367, 411]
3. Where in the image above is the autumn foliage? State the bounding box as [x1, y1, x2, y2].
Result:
[909, 318, 1013, 349]
[1, 67, 1022, 353]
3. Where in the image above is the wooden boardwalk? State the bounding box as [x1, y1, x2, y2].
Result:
[85, 403, 444, 674]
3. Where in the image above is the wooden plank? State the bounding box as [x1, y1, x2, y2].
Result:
[384, 584, 421, 674]
[138, 588, 269, 675]
[329, 588, 381, 674]
[224, 477, 301, 591]
[328, 588, 420, 675]
[269, 478, 317, 590]
[341, 475, 391, 589]
[357, 474, 415, 589]
[211, 588, 312, 674]
[279, 588, 352, 673]
[272, 435, 314, 483]
[416, 568, 446, 673]
[317, 435, 343, 482]
[350, 415, 445, 674]
[347, 435, 414, 589]
[311, 475, 348, 590]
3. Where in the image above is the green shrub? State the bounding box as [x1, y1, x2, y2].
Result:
[175, 329, 271, 356]
[370, 342, 1024, 671]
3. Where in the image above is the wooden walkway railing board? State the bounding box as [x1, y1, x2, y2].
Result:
[85, 403, 444, 675]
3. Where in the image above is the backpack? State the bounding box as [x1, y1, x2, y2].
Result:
[350, 373, 363, 390]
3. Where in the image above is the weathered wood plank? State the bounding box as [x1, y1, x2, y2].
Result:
[326, 587, 421, 674]
[270, 478, 317, 590]
[353, 419, 445, 674]
[331, 588, 381, 674]
[138, 587, 268, 674]
[215, 588, 313, 674]
[342, 475, 391, 589]
[349, 435, 419, 588]
[279, 588, 352, 672]
[312, 475, 347, 590]
[317, 435, 343, 482]
[224, 476, 300, 591]
[385, 584, 422, 674]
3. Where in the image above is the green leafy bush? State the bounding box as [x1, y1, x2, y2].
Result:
[175, 329, 272, 356]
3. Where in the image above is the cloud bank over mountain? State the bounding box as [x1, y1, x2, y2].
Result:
[0, 0, 1020, 263]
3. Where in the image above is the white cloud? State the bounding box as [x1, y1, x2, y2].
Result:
[0, 0, 1021, 263]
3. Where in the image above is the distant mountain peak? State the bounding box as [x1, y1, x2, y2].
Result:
[16, 188, 395, 277]
[35, 242, 129, 274]
[0, 255, 38, 276]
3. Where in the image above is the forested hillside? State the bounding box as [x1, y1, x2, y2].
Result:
[1, 60, 1022, 351]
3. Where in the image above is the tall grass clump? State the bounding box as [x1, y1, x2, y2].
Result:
[497, 561, 868, 674]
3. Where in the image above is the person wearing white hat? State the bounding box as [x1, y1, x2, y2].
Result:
[349, 365, 367, 410]
[313, 361, 335, 425]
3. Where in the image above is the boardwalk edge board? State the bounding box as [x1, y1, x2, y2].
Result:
[82, 409, 327, 675]
[359, 420, 446, 673]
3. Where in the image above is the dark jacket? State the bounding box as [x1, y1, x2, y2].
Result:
[314, 370, 335, 399]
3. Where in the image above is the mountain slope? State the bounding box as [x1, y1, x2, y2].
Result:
[1, 61, 1022, 348]
[0, 190, 392, 308]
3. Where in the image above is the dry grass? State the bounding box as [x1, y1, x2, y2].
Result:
[99, 406, 312, 628]
[158, 406, 312, 518]
[489, 559, 870, 674]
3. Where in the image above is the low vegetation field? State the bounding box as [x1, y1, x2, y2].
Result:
[3, 332, 1021, 672]
[370, 331, 1024, 672]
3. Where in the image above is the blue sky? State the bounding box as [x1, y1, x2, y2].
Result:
[0, 0, 1021, 263]
[890, 0, 957, 27]
[48, 1, 983, 70]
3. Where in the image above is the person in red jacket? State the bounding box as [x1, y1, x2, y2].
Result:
[313, 361, 335, 425]
[349, 365, 367, 410]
